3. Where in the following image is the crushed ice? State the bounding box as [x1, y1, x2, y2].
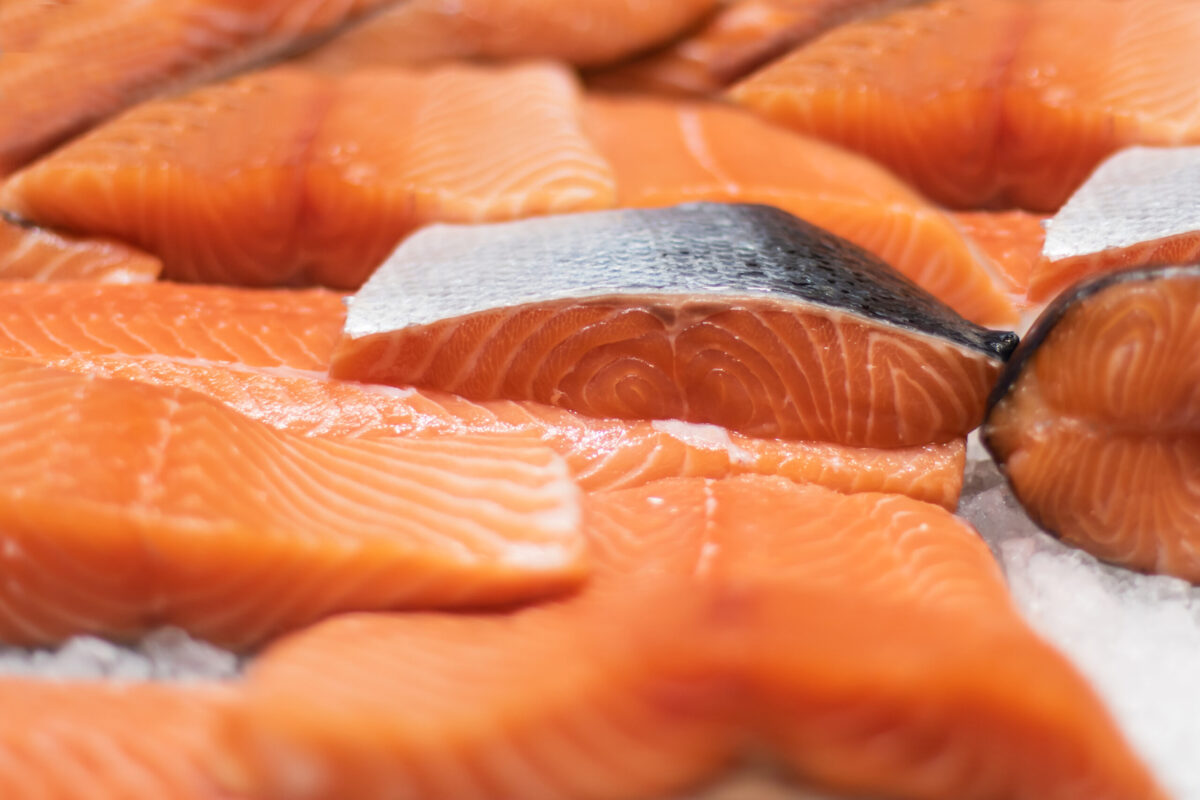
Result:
[0, 627, 240, 682]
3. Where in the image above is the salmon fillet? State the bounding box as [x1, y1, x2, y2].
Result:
[583, 95, 1017, 325]
[296, 0, 719, 71]
[0, 0, 399, 176]
[0, 358, 584, 648]
[731, 0, 1200, 212]
[0, 63, 616, 288]
[224, 476, 1164, 800]
[0, 680, 238, 800]
[986, 264, 1200, 582]
[0, 212, 162, 283]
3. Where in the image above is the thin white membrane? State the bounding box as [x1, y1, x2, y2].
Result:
[961, 432, 1200, 800]
[0, 436, 1196, 798]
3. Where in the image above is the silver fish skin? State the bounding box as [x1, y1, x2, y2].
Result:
[1043, 146, 1200, 262]
[345, 202, 1017, 360]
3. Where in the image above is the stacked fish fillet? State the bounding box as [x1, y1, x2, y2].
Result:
[1, 1, 1199, 799]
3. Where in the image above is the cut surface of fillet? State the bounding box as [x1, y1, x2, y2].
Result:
[43, 353, 967, 508]
[986, 264, 1200, 583]
[333, 203, 1017, 447]
[224, 476, 1165, 800]
[0, 63, 616, 288]
[0, 212, 162, 283]
[1035, 146, 1200, 302]
[296, 0, 719, 71]
[0, 679, 237, 800]
[0, 359, 584, 649]
[0, 0, 399, 175]
[0, 283, 347, 370]
[582, 96, 1017, 326]
[730, 0, 1200, 212]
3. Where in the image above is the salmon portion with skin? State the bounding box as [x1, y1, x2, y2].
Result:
[731, 0, 1200, 212]
[0, 64, 616, 288]
[0, 283, 346, 370]
[0, 213, 162, 283]
[986, 265, 1200, 582]
[0, 358, 584, 648]
[1034, 146, 1200, 302]
[297, 0, 719, 72]
[582, 95, 1017, 326]
[588, 0, 914, 96]
[43, 353, 967, 507]
[224, 476, 1164, 800]
[333, 204, 1017, 447]
[0, 0, 399, 176]
[0, 680, 238, 800]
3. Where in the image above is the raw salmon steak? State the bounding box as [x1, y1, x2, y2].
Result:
[224, 476, 1164, 800]
[0, 63, 616, 288]
[1034, 147, 1200, 302]
[986, 264, 1200, 583]
[588, 0, 913, 96]
[332, 203, 1018, 446]
[0, 679, 237, 799]
[0, 358, 584, 648]
[730, 0, 1200, 211]
[0, 212, 161, 283]
[43, 354, 966, 507]
[582, 95, 1018, 326]
[0, 283, 347, 370]
[0, 0, 398, 176]
[296, 0, 718, 72]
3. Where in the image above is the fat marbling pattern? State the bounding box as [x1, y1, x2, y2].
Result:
[346, 203, 1019, 359]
